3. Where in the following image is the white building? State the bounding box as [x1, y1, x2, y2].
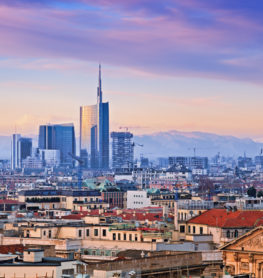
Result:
[126, 190, 151, 209]
[11, 134, 21, 170]
[39, 149, 60, 167]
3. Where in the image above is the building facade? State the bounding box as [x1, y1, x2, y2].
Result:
[111, 132, 134, 169]
[11, 134, 32, 170]
[18, 137, 32, 168]
[80, 65, 109, 169]
[11, 134, 21, 170]
[38, 123, 76, 167]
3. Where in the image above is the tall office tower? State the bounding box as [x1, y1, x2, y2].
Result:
[38, 125, 53, 149]
[111, 132, 134, 169]
[11, 134, 21, 170]
[80, 65, 109, 169]
[18, 137, 32, 168]
[38, 123, 76, 167]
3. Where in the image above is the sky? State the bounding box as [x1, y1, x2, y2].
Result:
[1, 0, 263, 140]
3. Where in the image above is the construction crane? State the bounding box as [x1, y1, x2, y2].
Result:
[131, 142, 144, 148]
[68, 153, 84, 190]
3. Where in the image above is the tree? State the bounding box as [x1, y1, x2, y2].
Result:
[257, 190, 263, 198]
[247, 186, 257, 198]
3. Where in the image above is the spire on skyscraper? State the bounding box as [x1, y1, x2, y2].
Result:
[97, 64, 102, 103]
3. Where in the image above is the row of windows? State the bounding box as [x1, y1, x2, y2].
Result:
[74, 197, 100, 202]
[226, 230, 238, 238]
[78, 228, 107, 238]
[112, 233, 138, 241]
[133, 201, 143, 204]
[187, 226, 203, 235]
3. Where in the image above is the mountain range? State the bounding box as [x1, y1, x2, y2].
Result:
[0, 130, 263, 160]
[134, 130, 263, 159]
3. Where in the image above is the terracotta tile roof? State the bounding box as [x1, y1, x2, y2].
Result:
[188, 209, 263, 228]
[0, 244, 25, 254]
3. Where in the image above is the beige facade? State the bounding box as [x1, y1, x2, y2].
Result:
[19, 194, 104, 211]
[221, 226, 263, 277]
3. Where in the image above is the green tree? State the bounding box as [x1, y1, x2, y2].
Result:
[247, 186, 257, 198]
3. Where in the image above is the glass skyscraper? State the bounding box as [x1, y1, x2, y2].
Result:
[11, 134, 21, 170]
[38, 123, 76, 167]
[80, 65, 109, 169]
[11, 134, 32, 170]
[111, 132, 134, 169]
[18, 137, 32, 168]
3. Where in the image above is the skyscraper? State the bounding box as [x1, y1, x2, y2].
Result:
[18, 137, 32, 168]
[80, 65, 109, 169]
[111, 132, 134, 169]
[38, 123, 76, 167]
[11, 134, 21, 170]
[11, 134, 32, 170]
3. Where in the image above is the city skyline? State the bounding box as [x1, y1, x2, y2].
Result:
[0, 1, 263, 140]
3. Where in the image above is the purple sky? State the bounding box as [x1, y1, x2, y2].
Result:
[1, 0, 263, 139]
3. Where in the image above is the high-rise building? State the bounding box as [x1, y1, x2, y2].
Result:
[11, 134, 21, 170]
[11, 134, 32, 170]
[80, 65, 109, 169]
[111, 132, 133, 169]
[18, 137, 32, 168]
[38, 123, 76, 167]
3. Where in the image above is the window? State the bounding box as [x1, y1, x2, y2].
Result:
[78, 230, 82, 237]
[101, 251, 105, 256]
[94, 229, 98, 236]
[200, 227, 203, 235]
[124, 233, 127, 240]
[48, 230, 52, 238]
[118, 233, 121, 240]
[193, 226, 196, 234]
[135, 235, 138, 241]
[62, 269, 74, 275]
[129, 234, 132, 241]
[226, 230, 230, 238]
[86, 229, 89, 237]
[92, 250, 96, 256]
[234, 230, 238, 238]
[112, 251, 116, 257]
[180, 225, 185, 233]
[113, 233, 116, 240]
[188, 226, 191, 233]
[43, 230, 46, 236]
[102, 229, 107, 237]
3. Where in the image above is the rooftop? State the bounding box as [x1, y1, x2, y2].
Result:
[188, 209, 263, 228]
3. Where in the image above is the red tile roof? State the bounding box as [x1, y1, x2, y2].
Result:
[0, 244, 25, 254]
[188, 209, 263, 228]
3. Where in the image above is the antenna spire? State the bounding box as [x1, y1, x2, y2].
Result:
[97, 64, 102, 103]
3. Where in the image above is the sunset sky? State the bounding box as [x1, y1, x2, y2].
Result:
[1, 0, 263, 140]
